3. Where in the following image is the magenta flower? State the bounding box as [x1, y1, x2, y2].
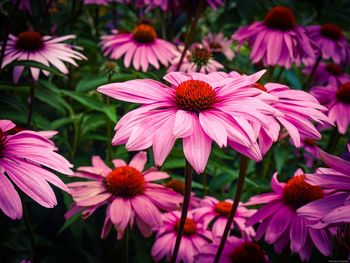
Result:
[66, 152, 182, 239]
[195, 236, 269, 263]
[232, 6, 315, 68]
[134, 0, 223, 11]
[84, 0, 109, 4]
[246, 169, 333, 261]
[0, 120, 72, 220]
[0, 31, 86, 83]
[303, 62, 350, 87]
[193, 196, 256, 238]
[202, 32, 235, 60]
[298, 148, 350, 228]
[97, 70, 278, 173]
[307, 23, 350, 65]
[311, 82, 350, 134]
[100, 25, 177, 72]
[151, 211, 211, 263]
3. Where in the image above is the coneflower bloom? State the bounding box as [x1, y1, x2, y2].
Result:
[164, 179, 201, 208]
[202, 33, 235, 60]
[311, 82, 350, 134]
[0, 31, 86, 83]
[303, 62, 350, 86]
[84, 0, 109, 4]
[66, 152, 182, 239]
[0, 120, 72, 220]
[168, 45, 224, 73]
[151, 211, 211, 263]
[135, 0, 224, 11]
[193, 196, 256, 238]
[100, 25, 177, 72]
[298, 149, 350, 228]
[97, 70, 279, 173]
[246, 170, 333, 261]
[307, 23, 350, 65]
[195, 236, 269, 263]
[232, 6, 315, 68]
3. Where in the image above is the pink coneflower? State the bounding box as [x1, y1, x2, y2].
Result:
[232, 6, 315, 68]
[307, 23, 350, 65]
[84, 0, 109, 4]
[195, 236, 269, 263]
[303, 62, 350, 87]
[0, 31, 86, 83]
[0, 119, 72, 220]
[66, 152, 182, 239]
[298, 148, 350, 228]
[100, 25, 177, 72]
[97, 70, 278, 173]
[164, 179, 201, 208]
[134, 0, 223, 11]
[311, 82, 350, 134]
[151, 211, 211, 262]
[202, 33, 235, 60]
[193, 196, 256, 238]
[168, 45, 224, 73]
[246, 169, 333, 261]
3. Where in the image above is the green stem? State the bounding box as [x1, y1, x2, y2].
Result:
[122, 227, 129, 263]
[326, 127, 342, 154]
[170, 160, 193, 263]
[23, 202, 36, 262]
[304, 55, 322, 91]
[214, 155, 249, 263]
[26, 86, 35, 127]
[276, 67, 285, 83]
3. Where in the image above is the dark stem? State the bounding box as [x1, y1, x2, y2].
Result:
[23, 202, 36, 262]
[214, 155, 249, 263]
[326, 127, 342, 154]
[94, 7, 100, 38]
[304, 55, 322, 91]
[122, 227, 129, 263]
[0, 0, 20, 71]
[26, 86, 35, 127]
[170, 160, 193, 263]
[175, 1, 204, 71]
[280, 247, 290, 263]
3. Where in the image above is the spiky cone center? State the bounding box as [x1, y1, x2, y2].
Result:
[214, 201, 233, 218]
[264, 6, 296, 31]
[165, 179, 185, 195]
[132, 24, 157, 44]
[320, 23, 343, 40]
[336, 82, 350, 104]
[190, 47, 212, 67]
[16, 31, 44, 51]
[173, 218, 197, 236]
[104, 166, 145, 197]
[325, 63, 343, 76]
[175, 80, 216, 113]
[230, 241, 266, 263]
[283, 175, 324, 209]
[251, 82, 267, 92]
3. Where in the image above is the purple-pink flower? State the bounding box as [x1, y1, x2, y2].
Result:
[246, 169, 333, 261]
[202, 32, 235, 60]
[164, 179, 201, 208]
[0, 120, 72, 220]
[232, 6, 315, 68]
[66, 152, 182, 239]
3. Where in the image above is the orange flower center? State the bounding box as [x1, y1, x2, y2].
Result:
[230, 241, 266, 263]
[132, 24, 157, 44]
[264, 6, 296, 31]
[190, 46, 212, 66]
[320, 23, 343, 40]
[173, 218, 197, 236]
[165, 179, 185, 195]
[252, 82, 267, 92]
[214, 201, 232, 218]
[104, 166, 145, 197]
[175, 80, 216, 112]
[325, 63, 343, 76]
[16, 31, 44, 51]
[336, 82, 350, 104]
[283, 175, 324, 209]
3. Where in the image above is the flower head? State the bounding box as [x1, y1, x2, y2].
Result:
[0, 120, 72, 220]
[1, 32, 86, 83]
[202, 32, 235, 60]
[66, 152, 182, 239]
[165, 179, 201, 208]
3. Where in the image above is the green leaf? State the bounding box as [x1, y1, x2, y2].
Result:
[102, 105, 117, 122]
[58, 212, 81, 235]
[60, 90, 104, 111]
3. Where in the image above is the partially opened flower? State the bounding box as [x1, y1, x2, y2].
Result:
[0, 120, 72, 220]
[311, 82, 350, 134]
[298, 148, 350, 228]
[307, 23, 350, 65]
[97, 70, 279, 173]
[193, 196, 256, 238]
[195, 236, 269, 263]
[164, 179, 201, 208]
[0, 31, 86, 83]
[246, 169, 333, 261]
[151, 211, 211, 262]
[232, 6, 315, 68]
[66, 152, 182, 239]
[202, 33, 235, 60]
[100, 24, 177, 72]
